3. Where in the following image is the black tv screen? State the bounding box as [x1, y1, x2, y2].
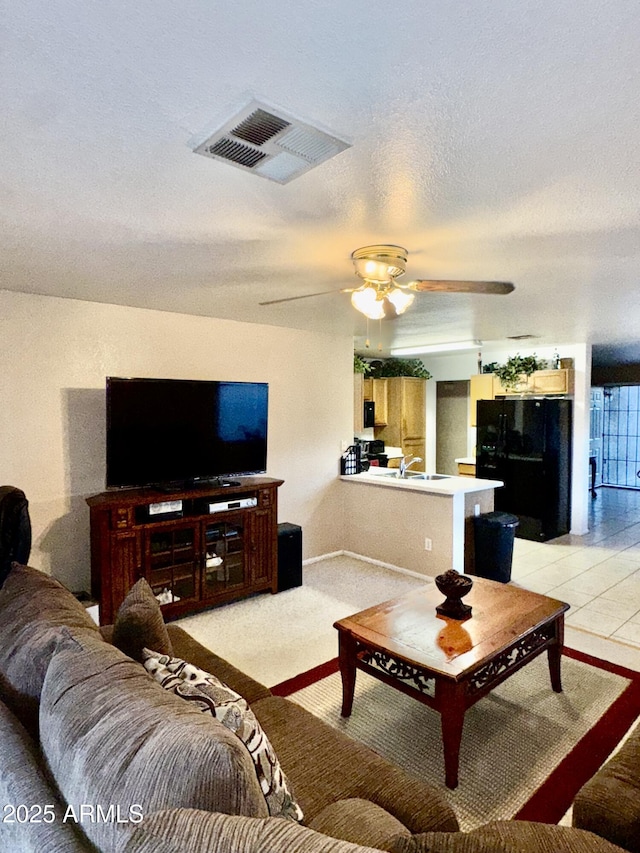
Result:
[106, 377, 268, 489]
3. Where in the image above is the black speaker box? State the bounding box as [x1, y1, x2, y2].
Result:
[277, 522, 302, 591]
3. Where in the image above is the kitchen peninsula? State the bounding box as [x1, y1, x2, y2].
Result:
[340, 470, 502, 578]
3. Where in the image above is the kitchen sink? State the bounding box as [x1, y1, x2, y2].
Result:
[406, 473, 452, 480]
[363, 468, 451, 481]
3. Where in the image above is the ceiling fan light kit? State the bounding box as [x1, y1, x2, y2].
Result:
[350, 286, 385, 320]
[350, 284, 414, 320]
[349, 244, 414, 319]
[386, 288, 415, 314]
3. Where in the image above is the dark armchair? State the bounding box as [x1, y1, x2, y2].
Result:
[0, 486, 31, 587]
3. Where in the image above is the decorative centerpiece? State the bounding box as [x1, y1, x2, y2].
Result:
[435, 570, 473, 620]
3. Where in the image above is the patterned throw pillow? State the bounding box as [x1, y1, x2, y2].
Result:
[142, 649, 303, 823]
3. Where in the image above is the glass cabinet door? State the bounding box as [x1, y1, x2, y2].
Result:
[202, 516, 248, 598]
[145, 524, 198, 606]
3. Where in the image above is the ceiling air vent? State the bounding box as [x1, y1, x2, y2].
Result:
[191, 98, 352, 184]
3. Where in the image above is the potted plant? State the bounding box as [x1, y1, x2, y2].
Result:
[492, 354, 546, 392]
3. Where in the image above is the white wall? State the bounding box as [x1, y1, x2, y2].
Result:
[421, 343, 591, 536]
[0, 290, 353, 592]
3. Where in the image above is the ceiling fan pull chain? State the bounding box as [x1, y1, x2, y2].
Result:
[378, 319, 383, 351]
[365, 317, 370, 348]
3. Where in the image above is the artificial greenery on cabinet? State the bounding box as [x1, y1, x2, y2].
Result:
[492, 354, 547, 391]
[366, 358, 432, 380]
[353, 353, 372, 374]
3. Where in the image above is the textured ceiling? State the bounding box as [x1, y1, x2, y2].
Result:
[1, 1, 639, 366]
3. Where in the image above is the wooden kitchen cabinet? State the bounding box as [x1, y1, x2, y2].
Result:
[375, 377, 426, 471]
[457, 461, 476, 477]
[469, 374, 495, 426]
[470, 369, 575, 416]
[87, 477, 282, 626]
[530, 369, 574, 395]
[354, 372, 364, 433]
[363, 378, 389, 426]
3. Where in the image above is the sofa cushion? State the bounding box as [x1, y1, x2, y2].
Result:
[251, 695, 459, 834]
[40, 629, 268, 853]
[119, 809, 386, 853]
[143, 649, 303, 822]
[307, 798, 411, 850]
[573, 722, 640, 853]
[0, 698, 92, 852]
[112, 577, 174, 662]
[387, 821, 631, 853]
[0, 563, 102, 737]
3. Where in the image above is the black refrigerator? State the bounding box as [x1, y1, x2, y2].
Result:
[476, 398, 572, 541]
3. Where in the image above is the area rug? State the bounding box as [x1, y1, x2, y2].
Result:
[272, 649, 640, 831]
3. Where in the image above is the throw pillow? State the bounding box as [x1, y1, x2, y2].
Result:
[112, 578, 173, 662]
[143, 649, 303, 823]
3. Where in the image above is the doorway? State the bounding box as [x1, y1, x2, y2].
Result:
[602, 385, 640, 489]
[436, 380, 470, 475]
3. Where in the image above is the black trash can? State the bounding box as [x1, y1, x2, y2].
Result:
[473, 511, 519, 583]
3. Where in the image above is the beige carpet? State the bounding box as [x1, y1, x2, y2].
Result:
[288, 653, 630, 831]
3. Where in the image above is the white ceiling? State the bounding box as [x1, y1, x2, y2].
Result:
[2, 1, 639, 366]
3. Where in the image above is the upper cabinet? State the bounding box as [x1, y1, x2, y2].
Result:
[363, 378, 389, 426]
[470, 368, 575, 425]
[469, 374, 495, 427]
[529, 369, 574, 395]
[375, 377, 427, 471]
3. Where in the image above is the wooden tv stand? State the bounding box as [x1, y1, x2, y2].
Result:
[86, 477, 283, 626]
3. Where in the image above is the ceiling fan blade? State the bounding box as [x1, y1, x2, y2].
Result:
[408, 280, 514, 295]
[259, 288, 344, 306]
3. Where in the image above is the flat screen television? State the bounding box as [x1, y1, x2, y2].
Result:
[106, 377, 268, 489]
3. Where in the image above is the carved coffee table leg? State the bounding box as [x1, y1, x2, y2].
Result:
[438, 680, 466, 789]
[338, 631, 357, 717]
[548, 615, 564, 693]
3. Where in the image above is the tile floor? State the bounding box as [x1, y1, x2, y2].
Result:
[512, 486, 640, 649]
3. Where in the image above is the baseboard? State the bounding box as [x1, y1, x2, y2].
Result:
[303, 551, 344, 566]
[304, 549, 432, 582]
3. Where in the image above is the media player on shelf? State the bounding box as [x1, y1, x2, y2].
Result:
[208, 497, 257, 514]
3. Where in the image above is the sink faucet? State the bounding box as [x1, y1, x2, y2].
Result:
[398, 455, 423, 478]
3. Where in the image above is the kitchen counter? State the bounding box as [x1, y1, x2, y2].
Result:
[454, 457, 477, 477]
[340, 471, 502, 578]
[342, 469, 496, 494]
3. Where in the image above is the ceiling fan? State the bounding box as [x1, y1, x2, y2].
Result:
[260, 244, 514, 319]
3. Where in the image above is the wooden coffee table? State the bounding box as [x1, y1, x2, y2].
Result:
[334, 577, 569, 789]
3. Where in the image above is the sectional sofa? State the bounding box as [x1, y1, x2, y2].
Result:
[0, 562, 637, 852]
